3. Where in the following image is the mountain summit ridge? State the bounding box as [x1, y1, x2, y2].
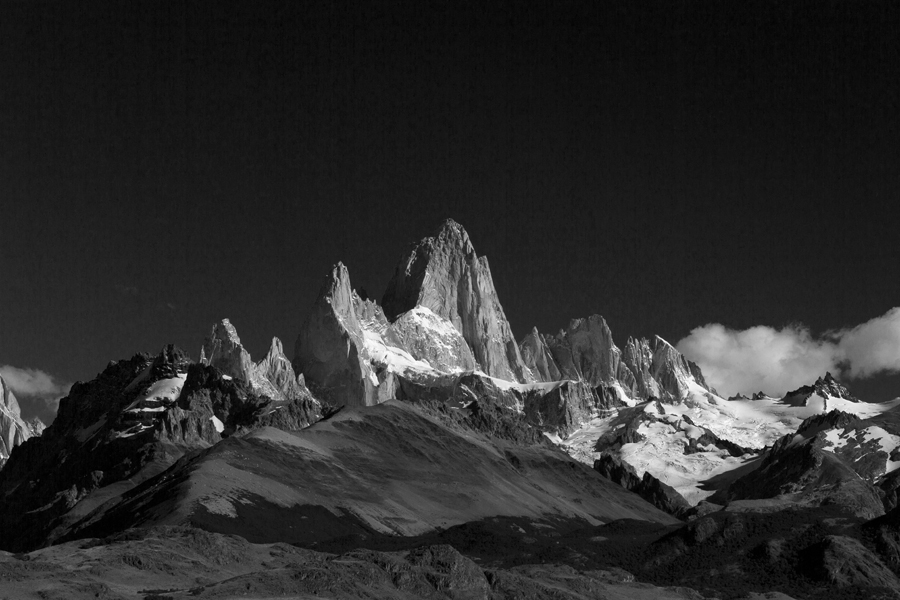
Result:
[382, 218, 535, 383]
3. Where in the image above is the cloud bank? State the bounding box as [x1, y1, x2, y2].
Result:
[676, 307, 900, 398]
[0, 365, 71, 414]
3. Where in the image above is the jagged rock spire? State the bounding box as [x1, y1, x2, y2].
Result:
[201, 319, 306, 402]
[0, 374, 31, 466]
[382, 219, 534, 383]
[294, 263, 380, 407]
[521, 319, 711, 404]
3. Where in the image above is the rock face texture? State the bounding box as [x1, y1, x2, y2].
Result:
[295, 260, 491, 408]
[0, 374, 32, 466]
[648, 336, 709, 401]
[294, 263, 381, 407]
[523, 380, 621, 438]
[255, 337, 307, 400]
[519, 328, 563, 382]
[521, 319, 709, 405]
[200, 319, 311, 404]
[782, 371, 858, 407]
[544, 316, 621, 386]
[382, 219, 534, 383]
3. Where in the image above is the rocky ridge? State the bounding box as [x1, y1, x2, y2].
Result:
[201, 318, 313, 404]
[521, 319, 711, 406]
[293, 221, 712, 442]
[782, 372, 859, 408]
[0, 334, 321, 552]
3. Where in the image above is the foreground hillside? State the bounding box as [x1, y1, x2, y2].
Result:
[60, 399, 676, 546]
[1, 525, 771, 600]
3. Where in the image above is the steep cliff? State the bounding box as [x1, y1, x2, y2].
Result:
[0, 374, 32, 467]
[383, 219, 534, 383]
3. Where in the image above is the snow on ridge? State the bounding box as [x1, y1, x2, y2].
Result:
[124, 374, 187, 412]
[361, 328, 443, 378]
[474, 371, 569, 393]
[559, 377, 900, 506]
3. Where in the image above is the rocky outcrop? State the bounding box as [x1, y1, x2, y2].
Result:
[649, 336, 705, 402]
[382, 219, 534, 383]
[254, 337, 309, 400]
[519, 327, 562, 382]
[782, 372, 858, 407]
[524, 380, 621, 438]
[543, 316, 621, 386]
[200, 319, 311, 404]
[27, 417, 46, 437]
[294, 263, 382, 407]
[594, 452, 691, 517]
[619, 337, 661, 399]
[1, 373, 34, 467]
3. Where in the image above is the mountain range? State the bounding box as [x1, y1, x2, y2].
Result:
[2, 219, 900, 599]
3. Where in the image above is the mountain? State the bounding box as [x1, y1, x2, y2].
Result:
[201, 318, 312, 403]
[5, 219, 900, 599]
[0, 332, 320, 551]
[0, 373, 36, 467]
[293, 262, 410, 407]
[56, 399, 677, 547]
[521, 318, 711, 406]
[382, 219, 534, 383]
[578, 376, 900, 507]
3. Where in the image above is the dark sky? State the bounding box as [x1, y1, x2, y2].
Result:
[2, 1, 899, 422]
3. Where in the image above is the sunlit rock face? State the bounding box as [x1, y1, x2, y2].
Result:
[391, 306, 477, 373]
[521, 318, 710, 405]
[382, 219, 534, 383]
[520, 327, 563, 383]
[0, 374, 32, 467]
[541, 315, 622, 387]
[294, 262, 379, 407]
[201, 319, 308, 403]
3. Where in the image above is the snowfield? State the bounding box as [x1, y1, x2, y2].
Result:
[559, 378, 900, 504]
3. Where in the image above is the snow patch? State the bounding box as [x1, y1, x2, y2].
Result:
[210, 415, 224, 434]
[200, 496, 237, 518]
[824, 428, 850, 450]
[543, 431, 563, 444]
[125, 374, 187, 412]
[475, 371, 569, 393]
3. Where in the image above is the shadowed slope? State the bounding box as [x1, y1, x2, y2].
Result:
[64, 400, 678, 547]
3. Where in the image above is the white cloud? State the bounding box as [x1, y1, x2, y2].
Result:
[830, 307, 900, 378]
[0, 365, 71, 410]
[676, 307, 900, 398]
[676, 324, 840, 398]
